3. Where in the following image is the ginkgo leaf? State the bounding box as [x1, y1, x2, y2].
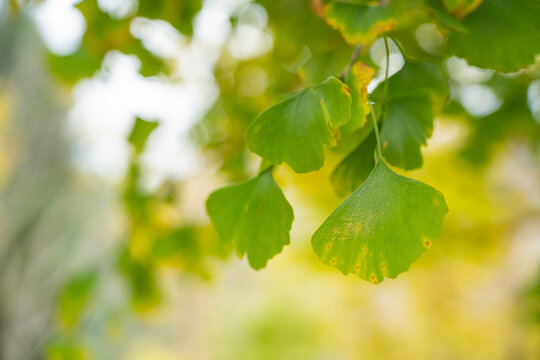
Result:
[324, 1, 419, 47]
[312, 161, 448, 284]
[330, 132, 376, 198]
[246, 77, 351, 173]
[373, 62, 448, 170]
[206, 169, 294, 270]
[340, 62, 375, 136]
[446, 0, 540, 72]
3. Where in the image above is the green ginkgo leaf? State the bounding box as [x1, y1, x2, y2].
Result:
[313, 161, 448, 284]
[446, 0, 540, 72]
[373, 62, 448, 170]
[330, 132, 376, 198]
[206, 169, 294, 270]
[246, 77, 351, 173]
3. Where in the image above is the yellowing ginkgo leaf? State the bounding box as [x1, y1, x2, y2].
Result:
[246, 77, 351, 173]
[324, 1, 397, 46]
[313, 161, 448, 284]
[324, 1, 420, 47]
[340, 62, 375, 136]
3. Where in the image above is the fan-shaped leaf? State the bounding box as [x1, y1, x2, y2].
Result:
[324, 1, 396, 46]
[313, 161, 448, 284]
[246, 77, 351, 173]
[206, 169, 294, 270]
[324, 1, 420, 46]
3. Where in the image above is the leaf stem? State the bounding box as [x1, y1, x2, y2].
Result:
[383, 36, 390, 97]
[369, 103, 382, 162]
[371, 36, 391, 164]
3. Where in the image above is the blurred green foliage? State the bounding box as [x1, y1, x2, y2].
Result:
[58, 270, 98, 328]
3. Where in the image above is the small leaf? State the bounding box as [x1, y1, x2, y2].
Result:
[324, 1, 419, 47]
[206, 169, 294, 269]
[128, 117, 159, 153]
[373, 61, 448, 170]
[58, 270, 98, 328]
[324, 1, 397, 46]
[246, 77, 351, 173]
[331, 132, 376, 198]
[340, 62, 375, 136]
[313, 161, 448, 284]
[446, 0, 540, 72]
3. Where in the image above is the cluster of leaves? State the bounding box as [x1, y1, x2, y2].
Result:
[38, 0, 540, 291]
[206, 0, 540, 284]
[2, 0, 538, 358]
